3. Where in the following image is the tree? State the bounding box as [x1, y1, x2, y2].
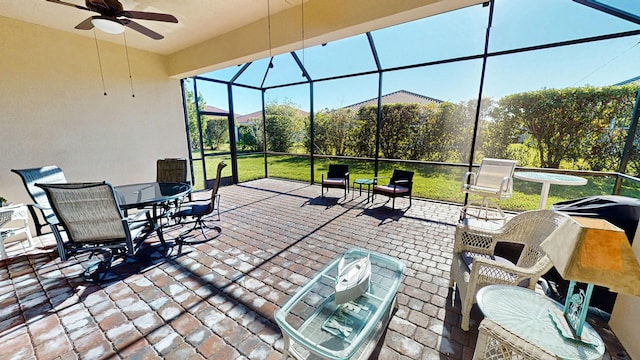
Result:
[493, 85, 636, 169]
[184, 87, 206, 151]
[347, 106, 377, 157]
[265, 103, 298, 152]
[237, 120, 262, 152]
[306, 108, 354, 155]
[203, 117, 228, 150]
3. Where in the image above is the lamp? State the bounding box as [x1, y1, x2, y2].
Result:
[541, 216, 640, 339]
[91, 17, 125, 35]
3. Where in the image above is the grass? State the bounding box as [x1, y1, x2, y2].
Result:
[191, 153, 640, 211]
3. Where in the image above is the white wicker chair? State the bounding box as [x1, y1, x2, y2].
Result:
[449, 210, 569, 330]
[473, 319, 557, 359]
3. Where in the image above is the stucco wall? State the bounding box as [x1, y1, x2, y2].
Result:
[609, 222, 640, 360]
[0, 16, 188, 213]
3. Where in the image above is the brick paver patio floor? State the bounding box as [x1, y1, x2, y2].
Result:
[0, 178, 631, 359]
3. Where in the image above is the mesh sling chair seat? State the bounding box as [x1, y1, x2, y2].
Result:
[36, 182, 164, 281]
[12, 165, 67, 237]
[321, 164, 349, 198]
[172, 161, 227, 254]
[449, 210, 569, 331]
[372, 169, 414, 209]
[460, 158, 517, 221]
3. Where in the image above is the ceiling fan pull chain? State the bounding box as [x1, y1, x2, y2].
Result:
[123, 32, 135, 97]
[93, 29, 107, 96]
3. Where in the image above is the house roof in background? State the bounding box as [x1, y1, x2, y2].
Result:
[616, 75, 640, 86]
[343, 90, 442, 111]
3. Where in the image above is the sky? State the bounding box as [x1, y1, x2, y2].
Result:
[191, 0, 640, 116]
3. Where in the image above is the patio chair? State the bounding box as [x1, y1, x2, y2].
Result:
[36, 182, 161, 280]
[460, 158, 517, 222]
[172, 161, 227, 253]
[449, 210, 569, 331]
[372, 169, 414, 209]
[11, 165, 67, 236]
[156, 158, 191, 218]
[321, 164, 349, 198]
[473, 318, 556, 359]
[157, 158, 188, 183]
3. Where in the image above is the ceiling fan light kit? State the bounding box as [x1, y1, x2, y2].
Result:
[46, 0, 178, 96]
[91, 17, 124, 34]
[46, 0, 178, 39]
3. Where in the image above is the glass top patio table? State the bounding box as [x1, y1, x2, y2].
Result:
[114, 182, 191, 210]
[275, 248, 405, 360]
[476, 285, 605, 360]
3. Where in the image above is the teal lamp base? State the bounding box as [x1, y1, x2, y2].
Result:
[549, 280, 595, 342]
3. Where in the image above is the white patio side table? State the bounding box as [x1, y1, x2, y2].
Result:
[514, 172, 587, 209]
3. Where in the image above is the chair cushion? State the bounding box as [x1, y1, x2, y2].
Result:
[373, 185, 409, 194]
[461, 251, 530, 287]
[323, 178, 346, 186]
[175, 204, 209, 217]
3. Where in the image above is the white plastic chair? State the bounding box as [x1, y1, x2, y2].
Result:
[460, 158, 517, 221]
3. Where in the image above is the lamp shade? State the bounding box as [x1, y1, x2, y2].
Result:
[541, 216, 640, 296]
[91, 17, 125, 34]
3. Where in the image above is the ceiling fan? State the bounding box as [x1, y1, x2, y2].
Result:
[46, 0, 178, 40]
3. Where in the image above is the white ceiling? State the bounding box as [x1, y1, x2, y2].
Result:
[1, 0, 300, 55]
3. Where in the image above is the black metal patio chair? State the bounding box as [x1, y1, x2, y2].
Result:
[372, 169, 414, 209]
[172, 161, 227, 253]
[321, 164, 349, 198]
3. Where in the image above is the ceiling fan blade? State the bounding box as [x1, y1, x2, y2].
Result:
[74, 16, 95, 30]
[46, 0, 92, 12]
[121, 11, 178, 23]
[121, 19, 163, 40]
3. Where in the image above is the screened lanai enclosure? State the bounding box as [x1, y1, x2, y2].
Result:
[182, 0, 640, 212]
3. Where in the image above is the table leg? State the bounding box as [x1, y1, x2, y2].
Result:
[539, 183, 551, 209]
[281, 333, 291, 360]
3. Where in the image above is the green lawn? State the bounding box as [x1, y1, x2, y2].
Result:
[191, 154, 640, 211]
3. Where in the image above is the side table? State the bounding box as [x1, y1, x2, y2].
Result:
[475, 285, 604, 360]
[352, 179, 374, 202]
[0, 204, 34, 259]
[513, 172, 587, 209]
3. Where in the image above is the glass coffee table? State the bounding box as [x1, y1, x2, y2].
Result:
[275, 248, 405, 360]
[352, 179, 374, 202]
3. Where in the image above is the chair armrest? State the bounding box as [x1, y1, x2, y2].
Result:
[469, 256, 543, 287]
[499, 176, 513, 193]
[462, 171, 476, 186]
[393, 179, 409, 184]
[373, 176, 390, 185]
[469, 256, 553, 289]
